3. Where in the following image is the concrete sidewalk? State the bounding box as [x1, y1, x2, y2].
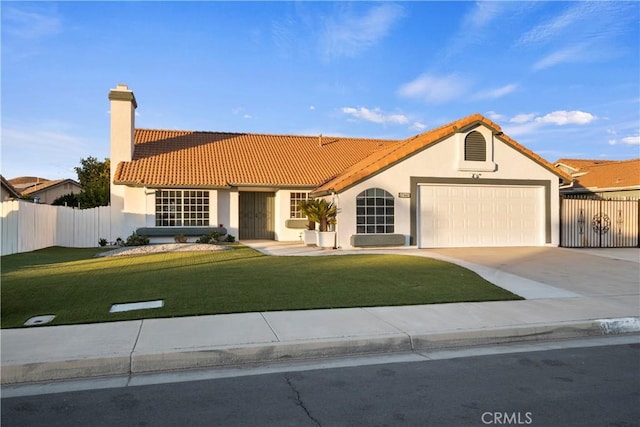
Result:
[2, 243, 639, 385]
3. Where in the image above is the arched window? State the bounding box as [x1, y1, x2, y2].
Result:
[464, 131, 486, 161]
[356, 188, 394, 234]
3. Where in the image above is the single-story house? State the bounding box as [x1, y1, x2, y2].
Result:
[19, 179, 82, 204]
[555, 158, 640, 199]
[108, 84, 571, 248]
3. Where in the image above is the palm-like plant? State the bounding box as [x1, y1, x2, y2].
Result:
[298, 199, 318, 231]
[315, 199, 337, 232]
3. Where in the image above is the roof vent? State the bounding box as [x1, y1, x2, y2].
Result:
[318, 133, 323, 147]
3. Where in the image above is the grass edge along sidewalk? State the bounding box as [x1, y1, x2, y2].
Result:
[1, 246, 522, 328]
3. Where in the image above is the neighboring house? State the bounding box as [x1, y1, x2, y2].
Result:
[1, 175, 21, 201]
[11, 177, 82, 204]
[555, 158, 640, 199]
[108, 84, 571, 248]
[8, 176, 49, 193]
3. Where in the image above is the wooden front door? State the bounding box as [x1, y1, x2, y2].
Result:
[239, 192, 275, 240]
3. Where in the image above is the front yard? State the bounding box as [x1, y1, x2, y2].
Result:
[0, 245, 522, 328]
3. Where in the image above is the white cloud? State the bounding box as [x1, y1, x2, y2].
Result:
[232, 107, 252, 119]
[621, 135, 640, 145]
[503, 110, 596, 136]
[1, 123, 90, 179]
[410, 122, 426, 132]
[485, 111, 505, 121]
[535, 110, 596, 126]
[533, 44, 586, 70]
[341, 107, 408, 125]
[397, 73, 469, 104]
[3, 6, 62, 39]
[473, 84, 518, 100]
[2, 125, 85, 150]
[518, 3, 592, 46]
[521, 2, 636, 71]
[309, 105, 316, 111]
[519, 2, 631, 46]
[321, 3, 404, 60]
[463, 1, 505, 28]
[510, 113, 537, 124]
[440, 2, 522, 61]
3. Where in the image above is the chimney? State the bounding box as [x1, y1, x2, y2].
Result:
[108, 83, 137, 187]
[318, 133, 323, 147]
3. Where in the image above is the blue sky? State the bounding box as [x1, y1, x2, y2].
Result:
[1, 1, 639, 180]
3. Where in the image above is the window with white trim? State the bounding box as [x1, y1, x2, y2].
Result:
[356, 188, 394, 234]
[290, 192, 309, 218]
[155, 190, 209, 226]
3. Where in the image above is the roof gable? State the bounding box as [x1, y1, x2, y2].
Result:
[312, 114, 571, 195]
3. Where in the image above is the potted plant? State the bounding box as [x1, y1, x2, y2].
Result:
[315, 199, 337, 248]
[297, 199, 319, 246]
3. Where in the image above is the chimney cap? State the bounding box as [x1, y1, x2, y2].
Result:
[108, 84, 137, 108]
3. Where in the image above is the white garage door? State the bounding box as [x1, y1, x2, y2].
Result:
[419, 185, 543, 248]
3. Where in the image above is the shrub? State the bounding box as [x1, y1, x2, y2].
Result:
[125, 232, 149, 246]
[225, 234, 236, 243]
[98, 238, 108, 247]
[196, 231, 220, 244]
[196, 234, 211, 244]
[174, 234, 187, 243]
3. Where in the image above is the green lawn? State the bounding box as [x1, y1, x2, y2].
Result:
[0, 245, 522, 328]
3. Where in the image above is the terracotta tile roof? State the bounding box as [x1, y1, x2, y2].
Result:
[115, 130, 400, 188]
[555, 158, 617, 172]
[559, 158, 640, 191]
[21, 179, 80, 196]
[312, 113, 572, 195]
[115, 114, 570, 191]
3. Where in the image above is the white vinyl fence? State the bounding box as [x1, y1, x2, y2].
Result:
[1, 200, 113, 255]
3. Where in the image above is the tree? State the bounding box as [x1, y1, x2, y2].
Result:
[74, 156, 110, 208]
[52, 193, 79, 207]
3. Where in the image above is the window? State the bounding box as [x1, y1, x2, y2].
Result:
[155, 190, 209, 226]
[356, 188, 394, 234]
[464, 131, 486, 161]
[290, 192, 309, 218]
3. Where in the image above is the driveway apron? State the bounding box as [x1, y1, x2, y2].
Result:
[426, 247, 639, 298]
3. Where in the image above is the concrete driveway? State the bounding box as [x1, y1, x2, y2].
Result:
[427, 247, 639, 298]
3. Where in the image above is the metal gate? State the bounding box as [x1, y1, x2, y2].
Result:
[560, 196, 640, 247]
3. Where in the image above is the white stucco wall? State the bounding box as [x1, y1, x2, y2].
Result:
[111, 187, 229, 241]
[275, 189, 315, 242]
[334, 126, 561, 249]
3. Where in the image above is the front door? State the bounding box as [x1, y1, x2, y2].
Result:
[239, 192, 275, 240]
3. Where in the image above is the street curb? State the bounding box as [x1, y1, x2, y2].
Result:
[2, 317, 638, 385]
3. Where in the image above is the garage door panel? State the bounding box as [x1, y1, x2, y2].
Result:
[419, 185, 543, 248]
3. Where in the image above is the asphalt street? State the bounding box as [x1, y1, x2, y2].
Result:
[2, 337, 638, 427]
